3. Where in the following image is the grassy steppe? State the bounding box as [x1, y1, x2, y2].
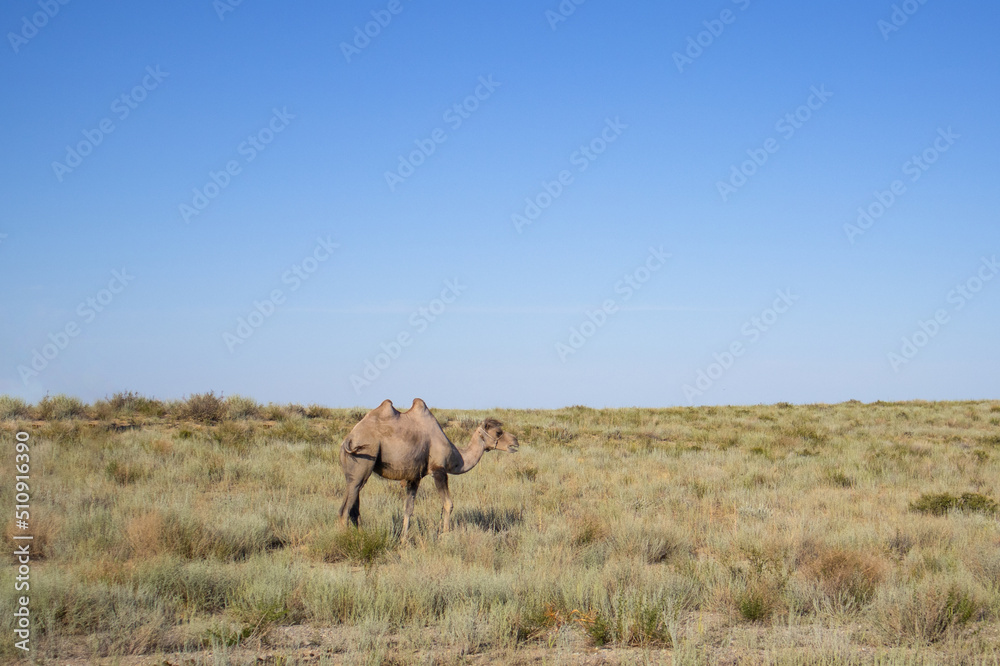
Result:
[2, 394, 999, 665]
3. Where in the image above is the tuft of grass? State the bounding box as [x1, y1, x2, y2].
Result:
[512, 464, 539, 481]
[36, 394, 87, 419]
[875, 579, 983, 644]
[735, 580, 781, 622]
[133, 556, 240, 613]
[910, 492, 998, 516]
[305, 404, 333, 419]
[0, 395, 32, 419]
[178, 391, 226, 423]
[227, 565, 302, 636]
[152, 510, 277, 561]
[978, 433, 1000, 447]
[224, 394, 261, 420]
[572, 516, 608, 547]
[825, 469, 856, 488]
[547, 427, 575, 445]
[591, 600, 670, 647]
[211, 420, 256, 450]
[95, 391, 166, 419]
[800, 543, 885, 610]
[260, 403, 288, 421]
[105, 459, 150, 485]
[312, 526, 396, 565]
[272, 415, 321, 443]
[887, 530, 915, 559]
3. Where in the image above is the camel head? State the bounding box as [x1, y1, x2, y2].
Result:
[478, 418, 519, 453]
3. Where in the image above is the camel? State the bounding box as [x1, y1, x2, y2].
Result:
[338, 398, 519, 540]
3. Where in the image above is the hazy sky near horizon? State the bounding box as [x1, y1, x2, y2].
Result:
[2, 1, 998, 409]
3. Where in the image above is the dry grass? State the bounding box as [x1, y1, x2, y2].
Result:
[1, 397, 999, 664]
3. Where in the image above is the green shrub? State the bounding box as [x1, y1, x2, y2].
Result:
[312, 526, 396, 565]
[875, 580, 982, 643]
[224, 394, 261, 420]
[261, 403, 287, 421]
[825, 469, 855, 488]
[0, 395, 31, 419]
[978, 433, 1000, 447]
[583, 611, 614, 646]
[736, 581, 778, 622]
[305, 403, 332, 419]
[910, 492, 998, 516]
[596, 595, 671, 646]
[179, 392, 225, 423]
[272, 415, 322, 443]
[956, 492, 999, 514]
[211, 420, 256, 450]
[510, 601, 559, 643]
[97, 391, 166, 418]
[36, 394, 87, 419]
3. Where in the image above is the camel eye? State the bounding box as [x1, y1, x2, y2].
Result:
[496, 430, 503, 437]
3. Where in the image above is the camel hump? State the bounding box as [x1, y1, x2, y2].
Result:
[410, 398, 429, 413]
[373, 399, 399, 419]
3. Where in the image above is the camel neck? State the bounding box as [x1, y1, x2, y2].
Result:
[455, 433, 487, 474]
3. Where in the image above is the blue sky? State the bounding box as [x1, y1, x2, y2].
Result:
[2, 0, 998, 408]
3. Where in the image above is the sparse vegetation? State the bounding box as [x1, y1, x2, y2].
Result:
[178, 391, 226, 423]
[35, 393, 87, 420]
[910, 491, 998, 516]
[224, 394, 261, 420]
[1, 397, 999, 663]
[0, 395, 31, 420]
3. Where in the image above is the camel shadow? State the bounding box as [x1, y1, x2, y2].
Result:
[453, 507, 523, 533]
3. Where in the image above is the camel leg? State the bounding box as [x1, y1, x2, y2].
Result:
[401, 479, 420, 542]
[433, 471, 453, 533]
[338, 450, 374, 528]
